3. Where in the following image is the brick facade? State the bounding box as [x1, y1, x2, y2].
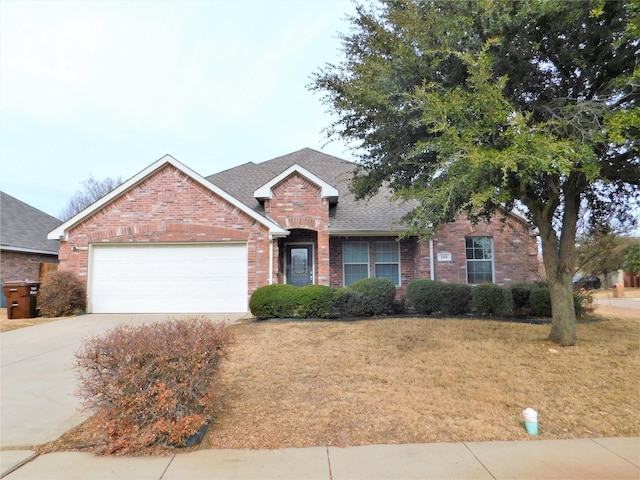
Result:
[326, 217, 538, 299]
[0, 251, 58, 307]
[328, 236, 417, 295]
[265, 173, 331, 285]
[429, 215, 539, 285]
[57, 160, 540, 309]
[59, 165, 273, 298]
[0, 251, 58, 284]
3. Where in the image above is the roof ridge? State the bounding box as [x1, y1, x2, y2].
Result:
[1, 191, 61, 222]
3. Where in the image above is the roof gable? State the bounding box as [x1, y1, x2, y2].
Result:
[254, 164, 339, 203]
[207, 148, 416, 234]
[48, 155, 288, 240]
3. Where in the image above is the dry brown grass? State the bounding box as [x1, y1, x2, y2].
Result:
[0, 308, 63, 332]
[29, 296, 640, 455]
[200, 314, 639, 450]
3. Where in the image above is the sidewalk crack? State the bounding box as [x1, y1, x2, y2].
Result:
[158, 454, 176, 479]
[326, 446, 333, 480]
[463, 442, 496, 480]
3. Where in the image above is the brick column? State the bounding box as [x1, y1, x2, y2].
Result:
[317, 228, 330, 285]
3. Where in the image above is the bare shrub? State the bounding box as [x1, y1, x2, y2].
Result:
[37, 270, 86, 317]
[75, 317, 233, 454]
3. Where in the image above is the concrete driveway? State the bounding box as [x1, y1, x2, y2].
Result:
[0, 313, 246, 448]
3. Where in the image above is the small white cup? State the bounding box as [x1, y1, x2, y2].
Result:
[523, 408, 538, 435]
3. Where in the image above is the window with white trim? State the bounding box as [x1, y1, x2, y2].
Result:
[374, 241, 400, 286]
[466, 237, 494, 284]
[343, 242, 369, 286]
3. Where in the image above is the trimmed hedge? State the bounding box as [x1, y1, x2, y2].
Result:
[510, 283, 535, 313]
[441, 283, 473, 315]
[334, 289, 367, 318]
[528, 287, 586, 318]
[293, 285, 338, 319]
[471, 283, 513, 317]
[249, 284, 298, 319]
[406, 280, 471, 315]
[249, 280, 587, 321]
[348, 278, 397, 316]
[250, 279, 397, 319]
[406, 279, 440, 314]
[530, 287, 552, 317]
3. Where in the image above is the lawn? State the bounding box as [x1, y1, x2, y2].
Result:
[0, 309, 63, 332]
[200, 310, 639, 450]
[31, 295, 640, 454]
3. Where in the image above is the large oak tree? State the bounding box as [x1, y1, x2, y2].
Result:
[312, 0, 639, 345]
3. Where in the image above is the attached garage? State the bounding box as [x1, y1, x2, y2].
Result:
[89, 243, 248, 313]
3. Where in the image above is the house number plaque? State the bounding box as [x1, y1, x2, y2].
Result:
[437, 252, 452, 262]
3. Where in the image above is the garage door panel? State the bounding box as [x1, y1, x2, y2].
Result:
[91, 244, 248, 313]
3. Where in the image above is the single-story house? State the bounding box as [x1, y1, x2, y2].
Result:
[48, 148, 539, 314]
[1, 191, 61, 307]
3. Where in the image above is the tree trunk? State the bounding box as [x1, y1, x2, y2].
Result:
[528, 179, 580, 347]
[547, 276, 577, 346]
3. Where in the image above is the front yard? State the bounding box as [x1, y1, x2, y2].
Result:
[28, 294, 640, 454]
[200, 312, 639, 449]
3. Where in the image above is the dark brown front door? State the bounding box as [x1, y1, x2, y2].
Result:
[286, 245, 313, 287]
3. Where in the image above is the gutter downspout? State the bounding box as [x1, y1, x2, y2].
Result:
[429, 239, 435, 281]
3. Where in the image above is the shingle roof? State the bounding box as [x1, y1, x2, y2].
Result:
[206, 148, 416, 233]
[1, 192, 61, 254]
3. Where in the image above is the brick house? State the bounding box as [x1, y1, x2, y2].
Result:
[1, 192, 61, 307]
[48, 149, 539, 314]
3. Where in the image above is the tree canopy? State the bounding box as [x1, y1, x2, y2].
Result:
[623, 239, 640, 275]
[312, 0, 639, 345]
[60, 175, 123, 221]
[576, 231, 636, 287]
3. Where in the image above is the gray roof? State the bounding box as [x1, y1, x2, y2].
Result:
[207, 148, 415, 233]
[1, 192, 61, 254]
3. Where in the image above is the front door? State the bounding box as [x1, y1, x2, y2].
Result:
[286, 245, 313, 287]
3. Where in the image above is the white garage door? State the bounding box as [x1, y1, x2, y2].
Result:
[90, 243, 248, 313]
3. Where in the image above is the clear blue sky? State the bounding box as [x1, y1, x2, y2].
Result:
[0, 0, 357, 219]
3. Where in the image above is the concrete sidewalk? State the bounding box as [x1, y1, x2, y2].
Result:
[2, 437, 639, 479]
[593, 296, 640, 310]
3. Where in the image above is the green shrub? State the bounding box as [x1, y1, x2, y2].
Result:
[249, 284, 298, 318]
[293, 285, 338, 318]
[471, 283, 513, 317]
[510, 283, 535, 312]
[530, 288, 588, 318]
[75, 317, 233, 454]
[530, 287, 552, 317]
[392, 296, 408, 314]
[441, 283, 473, 315]
[406, 279, 441, 314]
[573, 292, 586, 318]
[348, 278, 396, 316]
[334, 289, 366, 318]
[37, 270, 86, 317]
[407, 280, 471, 315]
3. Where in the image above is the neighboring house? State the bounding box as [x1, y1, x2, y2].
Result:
[48, 149, 539, 314]
[1, 192, 61, 307]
